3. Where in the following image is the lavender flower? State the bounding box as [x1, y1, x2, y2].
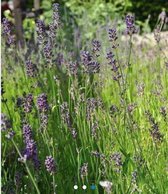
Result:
[80, 163, 88, 178]
[43, 41, 52, 64]
[23, 94, 34, 113]
[36, 19, 46, 44]
[99, 181, 113, 194]
[37, 93, 49, 112]
[81, 51, 92, 65]
[91, 121, 98, 138]
[45, 156, 56, 174]
[160, 106, 167, 121]
[108, 28, 118, 48]
[25, 139, 37, 158]
[22, 124, 32, 143]
[48, 3, 60, 39]
[25, 60, 37, 77]
[68, 62, 78, 75]
[81, 50, 100, 73]
[110, 152, 123, 172]
[60, 102, 71, 127]
[52, 3, 60, 28]
[106, 51, 121, 81]
[71, 128, 77, 139]
[145, 111, 163, 142]
[92, 40, 101, 57]
[5, 130, 15, 140]
[2, 18, 15, 45]
[1, 113, 12, 131]
[125, 14, 137, 35]
[55, 53, 64, 66]
[39, 113, 48, 131]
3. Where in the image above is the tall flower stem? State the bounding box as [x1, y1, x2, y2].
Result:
[11, 139, 40, 194]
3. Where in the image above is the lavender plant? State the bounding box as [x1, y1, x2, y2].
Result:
[1, 4, 168, 194]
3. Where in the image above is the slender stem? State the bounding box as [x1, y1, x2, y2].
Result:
[11, 139, 40, 194]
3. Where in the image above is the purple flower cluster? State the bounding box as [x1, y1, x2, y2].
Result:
[106, 51, 121, 81]
[43, 41, 53, 64]
[2, 18, 15, 45]
[1, 113, 15, 140]
[1, 113, 12, 131]
[92, 40, 101, 57]
[25, 60, 37, 77]
[68, 62, 78, 75]
[36, 19, 46, 44]
[81, 51, 100, 73]
[48, 3, 60, 39]
[80, 163, 88, 178]
[125, 14, 137, 35]
[22, 124, 40, 169]
[39, 113, 48, 131]
[145, 111, 163, 142]
[86, 98, 103, 121]
[108, 28, 118, 48]
[45, 156, 56, 174]
[37, 93, 49, 112]
[110, 152, 123, 172]
[60, 102, 71, 127]
[23, 94, 34, 113]
[22, 124, 33, 142]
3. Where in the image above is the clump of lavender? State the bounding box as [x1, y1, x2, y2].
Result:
[125, 14, 137, 35]
[92, 40, 101, 57]
[81, 51, 100, 73]
[110, 152, 123, 173]
[106, 51, 121, 81]
[108, 27, 118, 49]
[25, 60, 37, 77]
[23, 94, 34, 113]
[36, 19, 46, 44]
[2, 18, 15, 45]
[145, 111, 163, 142]
[37, 93, 49, 113]
[45, 156, 56, 174]
[80, 163, 88, 179]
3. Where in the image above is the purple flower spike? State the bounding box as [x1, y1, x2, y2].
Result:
[45, 156, 56, 174]
[2, 18, 15, 45]
[25, 60, 37, 77]
[37, 93, 49, 112]
[125, 14, 137, 35]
